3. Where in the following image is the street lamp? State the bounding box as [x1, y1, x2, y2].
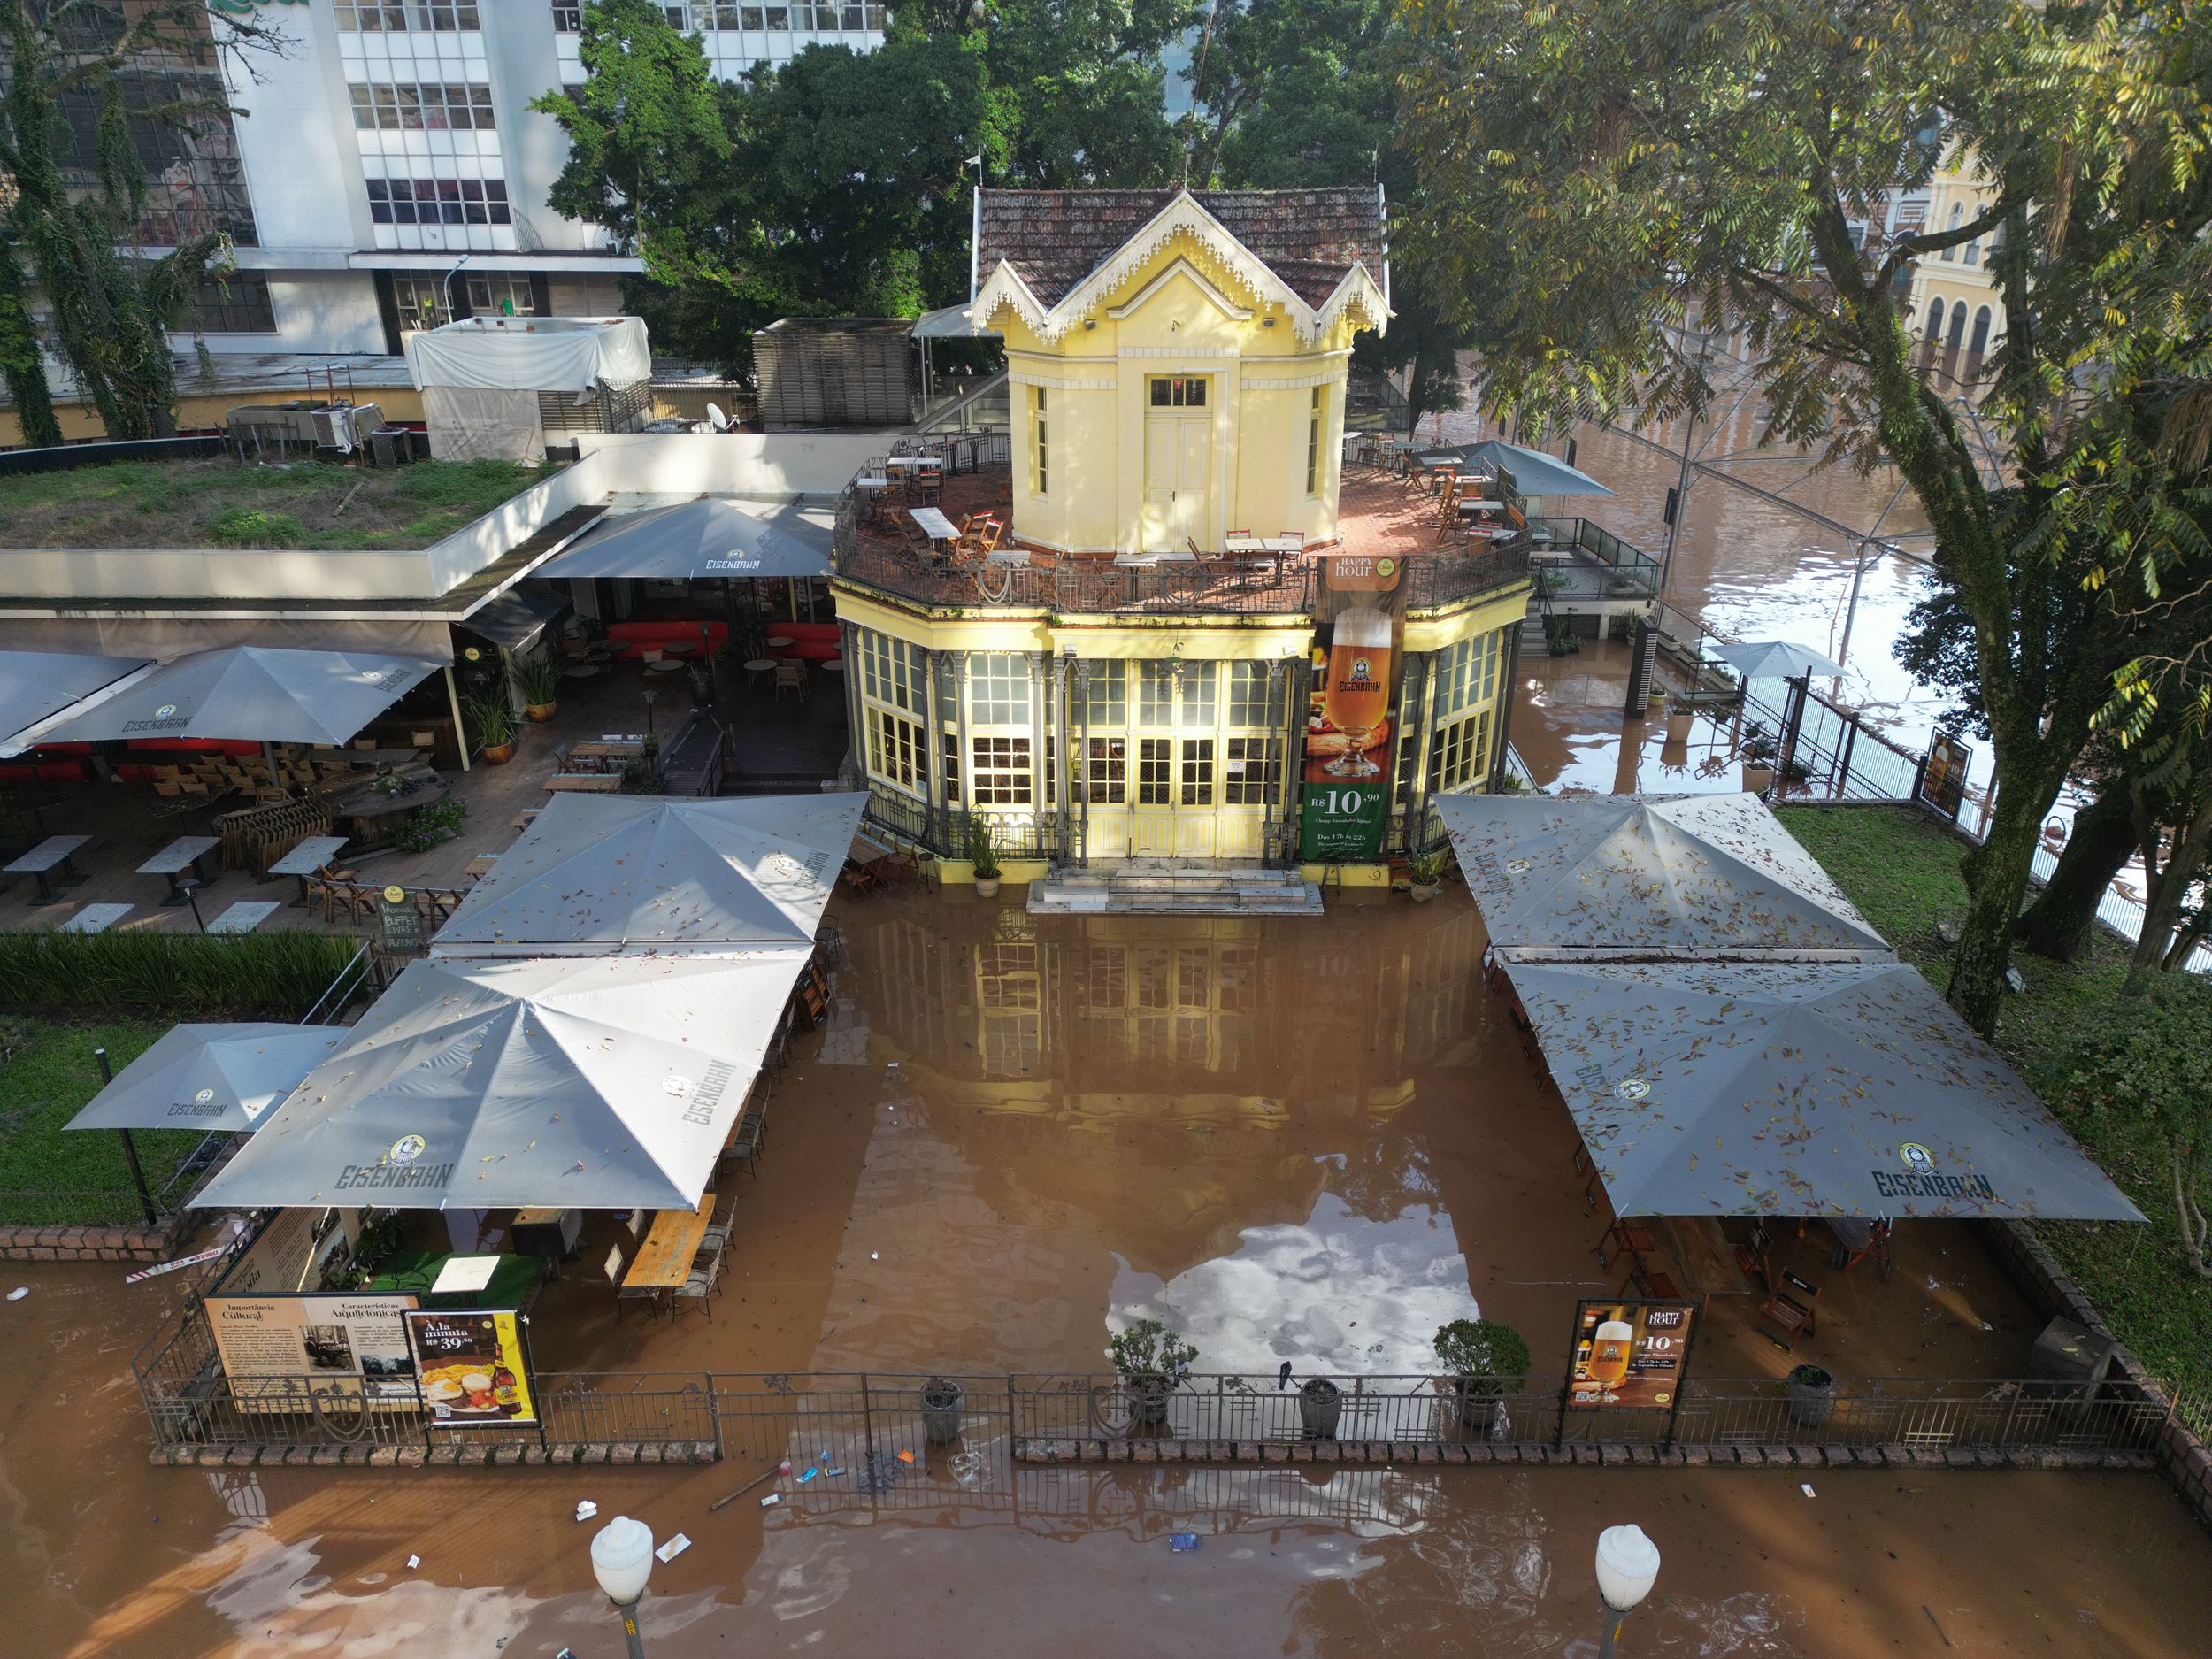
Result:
[1594, 1522, 1661, 1658]
[589, 1515, 655, 1659]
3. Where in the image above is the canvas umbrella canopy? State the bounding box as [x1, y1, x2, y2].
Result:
[0, 649, 150, 751]
[1436, 791, 1889, 959]
[191, 950, 811, 1212]
[1452, 438, 1615, 498]
[1710, 640, 1848, 680]
[1505, 957, 2144, 1221]
[533, 496, 832, 581]
[65, 1023, 346, 1133]
[31, 646, 442, 747]
[431, 792, 867, 956]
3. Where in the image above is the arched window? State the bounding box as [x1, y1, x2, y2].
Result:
[1946, 300, 1969, 349]
[1969, 306, 1993, 355]
[1941, 201, 1965, 261]
[1924, 297, 1947, 342]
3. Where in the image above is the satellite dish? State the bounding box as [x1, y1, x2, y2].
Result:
[706, 402, 730, 432]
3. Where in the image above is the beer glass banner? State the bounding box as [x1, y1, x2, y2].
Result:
[1567, 1298, 1699, 1409]
[403, 1309, 539, 1427]
[1300, 555, 1409, 861]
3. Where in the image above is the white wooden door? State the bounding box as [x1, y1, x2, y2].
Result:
[1141, 415, 1209, 552]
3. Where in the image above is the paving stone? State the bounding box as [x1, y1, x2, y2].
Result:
[1313, 1440, 1340, 1463]
[1133, 1442, 1158, 1463]
[611, 1445, 638, 1465]
[494, 1445, 526, 1466]
[398, 1447, 427, 1468]
[580, 1446, 609, 1464]
[367, 1447, 399, 1467]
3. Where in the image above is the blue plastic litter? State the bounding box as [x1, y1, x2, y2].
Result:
[1170, 1533, 1201, 1552]
[797, 1467, 818, 1483]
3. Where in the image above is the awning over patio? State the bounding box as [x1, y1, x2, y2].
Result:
[463, 583, 570, 652]
[1504, 957, 2145, 1221]
[191, 950, 810, 1212]
[534, 497, 832, 582]
[0, 649, 150, 748]
[1436, 792, 1889, 958]
[1454, 438, 1615, 498]
[27, 646, 442, 749]
[430, 792, 868, 955]
[65, 1023, 345, 1133]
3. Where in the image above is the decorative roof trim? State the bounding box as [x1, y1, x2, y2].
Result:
[968, 188, 1390, 346]
[1104, 257, 1253, 323]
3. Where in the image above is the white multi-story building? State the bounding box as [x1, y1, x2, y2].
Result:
[188, 0, 886, 357]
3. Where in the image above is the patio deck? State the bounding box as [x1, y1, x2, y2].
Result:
[0, 664, 849, 940]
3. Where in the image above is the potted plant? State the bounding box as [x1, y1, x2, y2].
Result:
[1406, 848, 1448, 902]
[465, 691, 518, 764]
[1785, 1363, 1836, 1429]
[1664, 695, 1695, 743]
[1739, 723, 1778, 793]
[966, 817, 1002, 898]
[516, 652, 562, 722]
[1108, 1317, 1197, 1432]
[1299, 1376, 1343, 1440]
[920, 1376, 965, 1445]
[1645, 680, 1667, 711]
[1433, 1317, 1532, 1440]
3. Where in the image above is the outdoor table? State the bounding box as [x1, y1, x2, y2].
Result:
[465, 854, 500, 882]
[60, 902, 133, 934]
[819, 657, 845, 672]
[330, 772, 452, 850]
[206, 900, 279, 934]
[908, 506, 959, 549]
[4, 833, 91, 902]
[138, 834, 222, 905]
[856, 474, 890, 490]
[848, 834, 891, 865]
[623, 1194, 716, 1292]
[363, 1248, 543, 1311]
[566, 740, 645, 771]
[764, 636, 795, 652]
[1112, 551, 1161, 567]
[268, 835, 349, 907]
[884, 455, 941, 472]
[511, 1207, 582, 1271]
[743, 657, 777, 692]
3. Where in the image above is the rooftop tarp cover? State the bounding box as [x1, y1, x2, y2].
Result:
[1436, 792, 1888, 958]
[0, 649, 148, 745]
[65, 1023, 345, 1133]
[430, 792, 868, 956]
[191, 950, 810, 1212]
[533, 497, 833, 582]
[1455, 438, 1615, 498]
[1506, 957, 2145, 1221]
[403, 315, 651, 392]
[463, 583, 570, 650]
[29, 646, 442, 748]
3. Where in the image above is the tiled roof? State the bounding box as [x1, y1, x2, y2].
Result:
[974, 188, 1385, 311]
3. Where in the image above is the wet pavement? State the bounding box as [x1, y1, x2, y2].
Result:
[17, 885, 2206, 1656]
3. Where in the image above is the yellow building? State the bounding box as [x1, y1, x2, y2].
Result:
[1901, 149, 2006, 358]
[828, 188, 1532, 880]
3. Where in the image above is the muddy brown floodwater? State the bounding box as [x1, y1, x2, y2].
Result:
[8, 891, 2209, 1655]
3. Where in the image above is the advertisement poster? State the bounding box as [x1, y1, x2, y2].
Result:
[404, 1309, 538, 1427]
[1300, 554, 1406, 862]
[1568, 1298, 1698, 1409]
[217, 1206, 359, 1296]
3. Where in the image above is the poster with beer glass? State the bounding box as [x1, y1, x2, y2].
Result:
[1300, 554, 1407, 860]
[1568, 1298, 1698, 1409]
[403, 1309, 538, 1426]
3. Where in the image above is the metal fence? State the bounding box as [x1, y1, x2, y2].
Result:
[138, 1364, 2173, 1460]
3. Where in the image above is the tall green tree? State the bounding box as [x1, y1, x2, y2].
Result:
[1396, 0, 2212, 1035]
[962, 0, 1187, 186]
[0, 0, 274, 441]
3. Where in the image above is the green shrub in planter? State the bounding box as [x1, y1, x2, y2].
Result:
[392, 795, 468, 854]
[0, 931, 361, 1018]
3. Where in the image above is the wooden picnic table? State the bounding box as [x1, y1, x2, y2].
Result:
[566, 740, 645, 769]
[139, 834, 222, 904]
[464, 854, 500, 881]
[4, 834, 91, 902]
[622, 1194, 716, 1291]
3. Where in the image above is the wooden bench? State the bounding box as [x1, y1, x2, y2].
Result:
[545, 772, 624, 794]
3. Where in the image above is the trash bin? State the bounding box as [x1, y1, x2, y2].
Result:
[920, 1377, 964, 1445]
[1299, 1378, 1342, 1440]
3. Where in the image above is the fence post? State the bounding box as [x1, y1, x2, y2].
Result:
[1778, 673, 1809, 784]
[1007, 1372, 1019, 1456]
[1835, 710, 1861, 800]
[707, 1371, 723, 1462]
[860, 1372, 876, 1468]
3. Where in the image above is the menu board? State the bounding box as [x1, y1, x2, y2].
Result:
[1567, 1298, 1699, 1409]
[403, 1309, 538, 1427]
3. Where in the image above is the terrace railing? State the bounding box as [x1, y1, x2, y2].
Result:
[138, 1366, 2173, 1460]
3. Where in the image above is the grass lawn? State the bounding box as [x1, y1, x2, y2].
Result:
[0, 457, 555, 551]
[1776, 803, 2212, 1409]
[0, 1018, 194, 1225]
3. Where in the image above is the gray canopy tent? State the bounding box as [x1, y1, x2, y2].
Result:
[1453, 438, 1615, 499]
[1504, 956, 2144, 1221]
[431, 792, 865, 956]
[26, 646, 443, 748]
[192, 950, 810, 1212]
[1711, 640, 1848, 681]
[1436, 791, 1889, 959]
[0, 649, 150, 752]
[65, 1023, 345, 1133]
[534, 496, 832, 581]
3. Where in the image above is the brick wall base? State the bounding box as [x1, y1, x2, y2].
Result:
[1009, 1437, 2154, 1473]
[149, 1440, 722, 1469]
[0, 1220, 180, 1263]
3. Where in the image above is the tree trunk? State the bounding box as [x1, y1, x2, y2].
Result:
[2015, 786, 2134, 961]
[1948, 787, 2048, 1036]
[2174, 1142, 2209, 1279]
[2124, 795, 2212, 996]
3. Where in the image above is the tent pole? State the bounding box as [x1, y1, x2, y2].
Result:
[444, 664, 472, 772]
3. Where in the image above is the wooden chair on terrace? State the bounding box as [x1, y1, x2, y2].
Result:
[308, 864, 358, 923]
[1755, 1268, 1822, 1353]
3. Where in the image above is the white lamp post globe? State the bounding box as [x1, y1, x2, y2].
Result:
[1594, 1523, 1661, 1613]
[591, 1515, 655, 1606]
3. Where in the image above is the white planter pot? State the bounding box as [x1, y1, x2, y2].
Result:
[974, 876, 1002, 898]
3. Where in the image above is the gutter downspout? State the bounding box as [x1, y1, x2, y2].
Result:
[443, 663, 471, 772]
